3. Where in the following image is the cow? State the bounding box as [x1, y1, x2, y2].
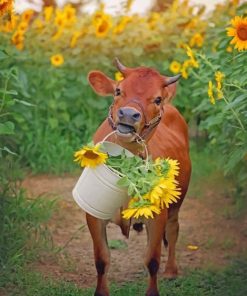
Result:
[86, 58, 191, 296]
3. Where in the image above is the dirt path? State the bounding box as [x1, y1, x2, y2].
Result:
[22, 174, 247, 288]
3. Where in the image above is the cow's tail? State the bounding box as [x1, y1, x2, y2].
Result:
[163, 232, 168, 248]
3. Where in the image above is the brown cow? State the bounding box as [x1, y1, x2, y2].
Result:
[86, 58, 191, 296]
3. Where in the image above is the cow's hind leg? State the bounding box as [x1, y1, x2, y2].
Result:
[145, 209, 167, 296]
[164, 209, 179, 279]
[86, 213, 110, 296]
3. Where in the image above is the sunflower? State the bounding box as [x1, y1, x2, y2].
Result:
[50, 54, 64, 67]
[122, 199, 161, 219]
[95, 18, 112, 38]
[21, 9, 34, 23]
[74, 145, 108, 168]
[156, 178, 181, 209]
[227, 16, 247, 51]
[166, 158, 180, 178]
[44, 6, 53, 22]
[169, 61, 181, 74]
[115, 71, 124, 81]
[208, 80, 215, 105]
[70, 31, 82, 48]
[0, 0, 12, 16]
[189, 33, 204, 48]
[215, 71, 224, 99]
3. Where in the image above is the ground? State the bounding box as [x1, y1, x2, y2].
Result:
[22, 174, 247, 289]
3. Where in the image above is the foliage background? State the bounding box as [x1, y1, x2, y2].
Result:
[0, 0, 246, 186]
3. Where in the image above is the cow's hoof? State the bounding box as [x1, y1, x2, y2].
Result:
[146, 291, 160, 296]
[164, 266, 178, 279]
[94, 291, 109, 296]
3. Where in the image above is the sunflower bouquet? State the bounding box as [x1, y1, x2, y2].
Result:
[74, 142, 181, 220]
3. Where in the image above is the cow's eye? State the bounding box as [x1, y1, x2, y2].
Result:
[154, 97, 162, 105]
[115, 88, 121, 96]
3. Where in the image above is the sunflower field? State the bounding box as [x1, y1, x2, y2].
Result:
[0, 0, 246, 183]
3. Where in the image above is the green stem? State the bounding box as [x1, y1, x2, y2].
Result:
[222, 95, 245, 131]
[0, 72, 11, 113]
[224, 83, 246, 92]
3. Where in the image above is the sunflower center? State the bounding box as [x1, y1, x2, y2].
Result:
[237, 25, 247, 41]
[98, 21, 108, 33]
[84, 150, 99, 159]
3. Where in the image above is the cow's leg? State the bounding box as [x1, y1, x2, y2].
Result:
[164, 208, 179, 279]
[145, 209, 167, 296]
[86, 213, 110, 296]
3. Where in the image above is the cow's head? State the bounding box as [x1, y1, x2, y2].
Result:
[88, 58, 180, 143]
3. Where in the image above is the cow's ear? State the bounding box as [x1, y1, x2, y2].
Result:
[88, 71, 116, 96]
[162, 81, 177, 103]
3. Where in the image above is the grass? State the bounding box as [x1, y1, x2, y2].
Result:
[1, 260, 247, 296]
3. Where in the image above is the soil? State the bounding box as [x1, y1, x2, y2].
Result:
[22, 174, 247, 288]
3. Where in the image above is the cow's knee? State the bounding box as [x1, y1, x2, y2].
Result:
[147, 258, 159, 276]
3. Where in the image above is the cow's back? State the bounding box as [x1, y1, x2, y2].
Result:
[148, 104, 191, 196]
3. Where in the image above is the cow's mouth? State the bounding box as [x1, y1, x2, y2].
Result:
[116, 123, 136, 136]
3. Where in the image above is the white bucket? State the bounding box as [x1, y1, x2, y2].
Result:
[72, 141, 133, 220]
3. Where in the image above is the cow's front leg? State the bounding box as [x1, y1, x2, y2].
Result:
[86, 213, 110, 296]
[145, 209, 167, 296]
[164, 208, 179, 279]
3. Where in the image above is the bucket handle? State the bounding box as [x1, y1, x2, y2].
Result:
[99, 130, 149, 170]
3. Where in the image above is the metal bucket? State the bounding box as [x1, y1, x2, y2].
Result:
[72, 141, 133, 220]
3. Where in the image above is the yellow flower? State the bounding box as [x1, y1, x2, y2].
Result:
[186, 45, 194, 59]
[74, 145, 108, 168]
[95, 17, 112, 38]
[11, 30, 24, 50]
[227, 15, 247, 51]
[33, 19, 44, 30]
[50, 54, 64, 67]
[187, 245, 199, 250]
[166, 158, 180, 178]
[17, 21, 28, 33]
[21, 9, 34, 23]
[181, 67, 188, 79]
[208, 80, 215, 105]
[52, 29, 63, 41]
[115, 71, 124, 81]
[169, 61, 181, 74]
[215, 71, 224, 83]
[70, 31, 82, 48]
[215, 71, 224, 99]
[0, 0, 12, 16]
[63, 4, 76, 26]
[189, 33, 204, 48]
[54, 12, 65, 28]
[93, 11, 108, 26]
[122, 202, 161, 220]
[44, 6, 53, 22]
[226, 46, 233, 53]
[155, 178, 181, 209]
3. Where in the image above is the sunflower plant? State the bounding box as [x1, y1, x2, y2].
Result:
[74, 143, 181, 220]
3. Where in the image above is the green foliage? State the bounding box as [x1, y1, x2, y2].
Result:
[0, 186, 55, 273]
[188, 3, 247, 195]
[108, 239, 128, 250]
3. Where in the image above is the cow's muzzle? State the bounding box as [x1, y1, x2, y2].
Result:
[116, 107, 141, 137]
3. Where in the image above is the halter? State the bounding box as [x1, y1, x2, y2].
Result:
[107, 98, 163, 141]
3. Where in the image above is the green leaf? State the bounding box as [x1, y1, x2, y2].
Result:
[0, 50, 8, 60]
[117, 176, 130, 187]
[0, 121, 15, 135]
[0, 146, 17, 155]
[14, 99, 35, 106]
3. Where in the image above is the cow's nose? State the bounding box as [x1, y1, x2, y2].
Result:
[117, 108, 141, 122]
